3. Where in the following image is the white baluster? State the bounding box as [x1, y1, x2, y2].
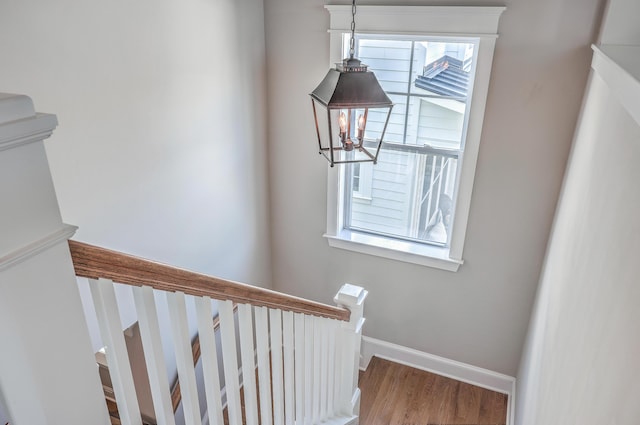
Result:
[269, 309, 285, 425]
[304, 315, 313, 425]
[219, 300, 242, 425]
[282, 311, 295, 425]
[195, 296, 224, 425]
[426, 154, 437, 224]
[167, 292, 201, 425]
[132, 286, 176, 425]
[255, 306, 273, 425]
[327, 319, 337, 418]
[434, 155, 446, 212]
[319, 318, 329, 421]
[312, 317, 321, 424]
[294, 313, 305, 425]
[334, 284, 367, 418]
[332, 319, 343, 416]
[90, 278, 142, 425]
[238, 304, 259, 425]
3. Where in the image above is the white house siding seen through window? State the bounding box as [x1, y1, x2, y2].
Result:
[344, 36, 476, 247]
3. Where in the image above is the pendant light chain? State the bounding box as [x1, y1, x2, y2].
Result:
[349, 0, 356, 58]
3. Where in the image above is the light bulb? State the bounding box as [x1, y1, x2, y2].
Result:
[339, 112, 347, 133]
[357, 114, 365, 140]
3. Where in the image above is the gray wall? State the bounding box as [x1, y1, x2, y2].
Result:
[0, 392, 7, 425]
[0, 0, 271, 287]
[599, 0, 640, 44]
[264, 0, 604, 375]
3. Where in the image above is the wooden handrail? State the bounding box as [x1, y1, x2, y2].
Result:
[68, 240, 350, 321]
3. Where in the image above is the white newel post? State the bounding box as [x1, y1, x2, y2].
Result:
[334, 283, 367, 421]
[0, 94, 109, 424]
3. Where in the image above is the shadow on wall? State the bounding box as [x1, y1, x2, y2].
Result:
[0, 394, 9, 425]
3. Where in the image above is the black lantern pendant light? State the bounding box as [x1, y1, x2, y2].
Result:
[310, 0, 393, 167]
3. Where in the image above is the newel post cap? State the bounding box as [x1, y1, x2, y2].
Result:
[0, 93, 58, 151]
[0, 93, 35, 124]
[334, 283, 368, 309]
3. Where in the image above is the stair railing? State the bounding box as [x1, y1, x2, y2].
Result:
[70, 240, 367, 425]
[0, 93, 366, 425]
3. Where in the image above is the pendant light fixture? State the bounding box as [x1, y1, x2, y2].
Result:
[310, 0, 393, 167]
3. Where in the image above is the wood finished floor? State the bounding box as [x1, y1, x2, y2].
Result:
[107, 355, 506, 425]
[359, 357, 508, 425]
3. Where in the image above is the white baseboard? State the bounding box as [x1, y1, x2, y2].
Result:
[360, 336, 516, 425]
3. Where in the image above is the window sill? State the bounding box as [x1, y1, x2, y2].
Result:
[324, 230, 463, 272]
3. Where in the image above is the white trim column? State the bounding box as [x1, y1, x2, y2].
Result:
[334, 283, 367, 419]
[0, 93, 109, 425]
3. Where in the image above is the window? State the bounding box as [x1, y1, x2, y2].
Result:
[323, 6, 504, 271]
[344, 36, 472, 247]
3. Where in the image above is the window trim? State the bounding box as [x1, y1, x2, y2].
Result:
[323, 5, 505, 272]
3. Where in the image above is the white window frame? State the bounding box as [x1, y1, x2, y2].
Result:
[323, 5, 505, 272]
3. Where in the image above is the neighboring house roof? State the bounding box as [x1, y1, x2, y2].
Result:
[414, 55, 470, 99]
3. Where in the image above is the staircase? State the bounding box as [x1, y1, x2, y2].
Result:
[73, 240, 365, 425]
[0, 93, 366, 425]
